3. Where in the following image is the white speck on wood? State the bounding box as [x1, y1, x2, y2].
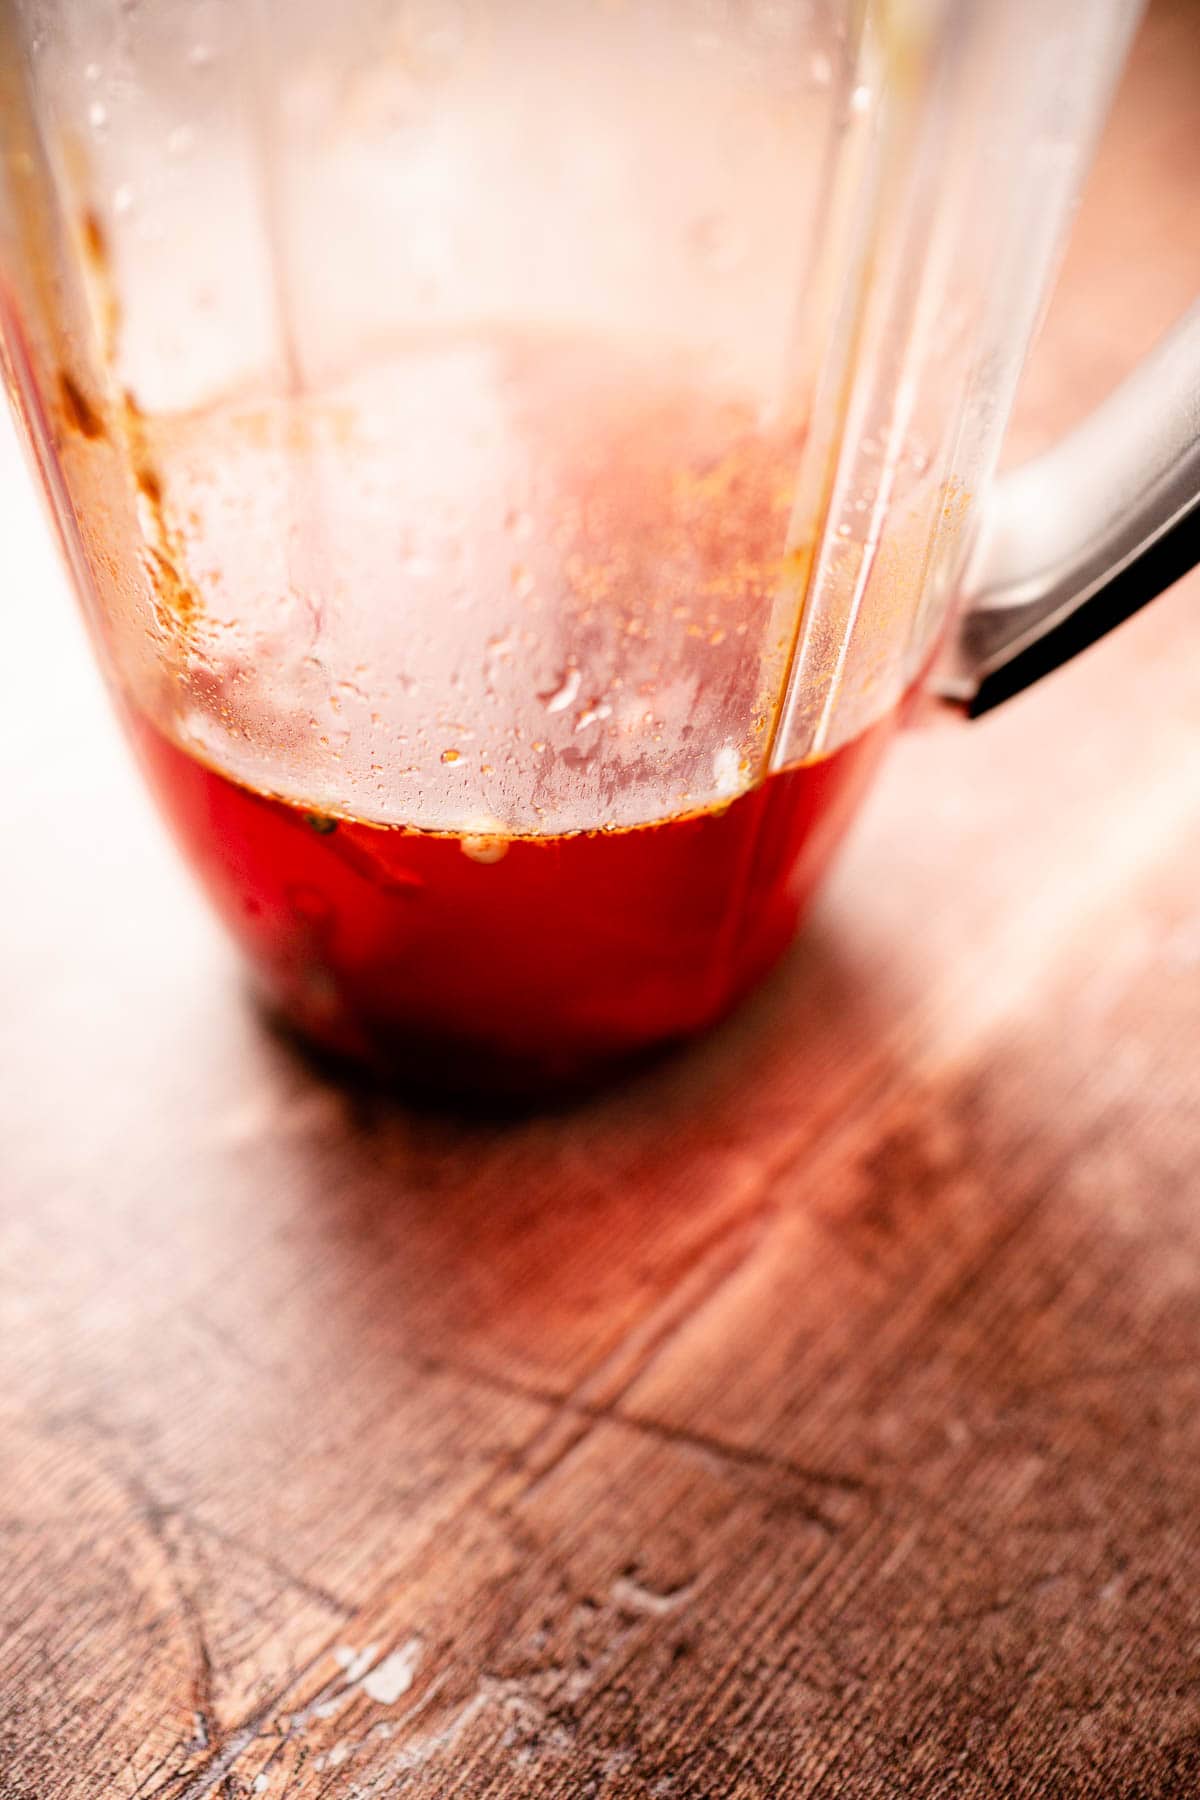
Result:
[342, 1642, 380, 1685]
[362, 1637, 423, 1705]
[610, 1573, 695, 1616]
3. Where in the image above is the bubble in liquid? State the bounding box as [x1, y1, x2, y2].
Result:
[460, 833, 508, 865]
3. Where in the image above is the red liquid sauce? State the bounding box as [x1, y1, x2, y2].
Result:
[129, 705, 898, 1093]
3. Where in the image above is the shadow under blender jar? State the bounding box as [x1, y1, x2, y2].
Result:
[2, 0, 1198, 1089]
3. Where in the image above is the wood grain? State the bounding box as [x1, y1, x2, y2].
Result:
[3, 7, 1200, 1796]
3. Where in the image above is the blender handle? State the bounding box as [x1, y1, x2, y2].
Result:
[940, 300, 1200, 717]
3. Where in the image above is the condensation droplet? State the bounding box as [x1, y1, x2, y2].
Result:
[440, 747, 461, 764]
[486, 631, 513, 662]
[541, 667, 581, 714]
[574, 701, 612, 733]
[88, 100, 108, 130]
[850, 83, 872, 115]
[112, 184, 134, 216]
[712, 744, 744, 796]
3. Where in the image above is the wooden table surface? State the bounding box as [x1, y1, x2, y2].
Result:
[4, 10, 1200, 1797]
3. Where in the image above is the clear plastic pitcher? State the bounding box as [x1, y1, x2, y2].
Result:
[3, 0, 1198, 1088]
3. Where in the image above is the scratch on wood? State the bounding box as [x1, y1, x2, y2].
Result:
[188, 1516, 350, 1616]
[142, 1647, 345, 1800]
[502, 1200, 783, 1507]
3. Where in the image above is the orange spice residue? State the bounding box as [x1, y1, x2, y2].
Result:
[56, 366, 104, 439]
[122, 388, 199, 635]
